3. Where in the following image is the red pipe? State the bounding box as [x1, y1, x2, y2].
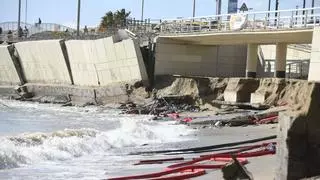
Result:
[148, 169, 206, 180]
[253, 115, 278, 124]
[255, 116, 278, 124]
[108, 142, 276, 180]
[168, 142, 275, 169]
[108, 158, 247, 180]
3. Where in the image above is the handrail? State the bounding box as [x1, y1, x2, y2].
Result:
[159, 7, 320, 34]
[163, 7, 320, 21]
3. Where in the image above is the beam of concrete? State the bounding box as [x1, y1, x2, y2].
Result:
[309, 27, 320, 82]
[246, 44, 258, 78]
[159, 29, 313, 45]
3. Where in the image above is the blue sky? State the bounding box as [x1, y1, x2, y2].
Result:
[0, 0, 315, 28]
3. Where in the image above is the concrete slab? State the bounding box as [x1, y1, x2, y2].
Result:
[14, 40, 72, 84]
[250, 78, 286, 104]
[250, 93, 267, 104]
[0, 45, 22, 85]
[224, 78, 260, 102]
[66, 38, 148, 86]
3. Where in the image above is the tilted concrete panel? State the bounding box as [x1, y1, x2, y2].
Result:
[0, 45, 21, 85]
[66, 37, 148, 86]
[14, 40, 72, 84]
[66, 40, 99, 86]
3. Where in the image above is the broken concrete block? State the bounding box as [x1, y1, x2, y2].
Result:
[224, 78, 259, 103]
[222, 156, 253, 180]
[250, 78, 286, 105]
[276, 81, 320, 179]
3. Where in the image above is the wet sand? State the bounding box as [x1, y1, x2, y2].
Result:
[106, 124, 277, 179]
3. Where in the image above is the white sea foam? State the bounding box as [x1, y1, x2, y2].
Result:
[0, 119, 193, 170]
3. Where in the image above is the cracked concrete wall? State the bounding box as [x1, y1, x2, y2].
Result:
[0, 45, 22, 85]
[14, 40, 73, 84]
[66, 37, 148, 86]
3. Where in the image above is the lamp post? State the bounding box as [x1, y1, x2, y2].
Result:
[25, 0, 28, 23]
[268, 0, 271, 19]
[18, 0, 21, 31]
[216, 0, 221, 21]
[302, 0, 306, 17]
[193, 0, 196, 17]
[296, 5, 299, 24]
[311, 0, 315, 16]
[77, 0, 81, 36]
[141, 0, 145, 21]
[275, 0, 279, 25]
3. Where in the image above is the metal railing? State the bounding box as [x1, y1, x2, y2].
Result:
[0, 18, 159, 43]
[264, 59, 310, 79]
[0, 21, 74, 36]
[159, 7, 320, 34]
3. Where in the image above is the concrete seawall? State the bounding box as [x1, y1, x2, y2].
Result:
[0, 36, 150, 103]
[66, 37, 148, 86]
[0, 45, 23, 86]
[14, 40, 73, 84]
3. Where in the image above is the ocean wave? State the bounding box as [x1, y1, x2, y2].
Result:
[0, 119, 193, 170]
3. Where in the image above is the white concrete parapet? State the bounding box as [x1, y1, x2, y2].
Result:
[66, 37, 148, 86]
[0, 45, 21, 85]
[14, 40, 72, 84]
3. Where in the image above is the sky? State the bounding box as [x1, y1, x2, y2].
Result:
[0, 0, 316, 28]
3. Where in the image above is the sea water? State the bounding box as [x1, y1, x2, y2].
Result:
[0, 100, 194, 180]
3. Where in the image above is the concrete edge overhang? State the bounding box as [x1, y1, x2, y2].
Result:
[159, 29, 314, 45]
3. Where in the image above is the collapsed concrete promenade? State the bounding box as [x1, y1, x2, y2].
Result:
[1, 26, 320, 179]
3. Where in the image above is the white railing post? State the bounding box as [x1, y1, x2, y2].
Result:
[253, 14, 256, 30]
[209, 18, 212, 31]
[290, 10, 294, 28]
[191, 19, 194, 33]
[277, 12, 280, 28]
[264, 15, 268, 29]
[305, 10, 308, 27]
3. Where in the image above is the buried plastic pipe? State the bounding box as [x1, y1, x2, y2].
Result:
[167, 144, 275, 169]
[130, 135, 277, 155]
[108, 158, 249, 180]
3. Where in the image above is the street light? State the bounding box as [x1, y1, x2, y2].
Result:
[141, 0, 145, 22]
[25, 0, 28, 23]
[77, 0, 81, 36]
[275, 0, 279, 25]
[302, 0, 306, 15]
[268, 0, 271, 19]
[18, 0, 21, 31]
[311, 0, 315, 15]
[193, 0, 196, 17]
[216, 0, 221, 15]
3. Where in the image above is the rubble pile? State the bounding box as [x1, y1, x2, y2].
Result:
[119, 95, 200, 116]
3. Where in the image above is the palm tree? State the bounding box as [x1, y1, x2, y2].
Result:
[99, 11, 114, 31]
[99, 9, 131, 31]
[114, 9, 131, 27]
